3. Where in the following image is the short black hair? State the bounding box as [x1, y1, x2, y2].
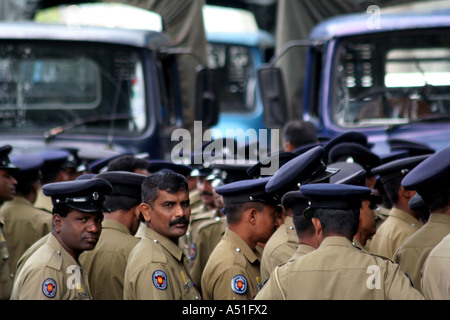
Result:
[293, 214, 315, 239]
[141, 171, 188, 208]
[224, 201, 265, 225]
[282, 120, 318, 148]
[107, 155, 149, 172]
[313, 207, 360, 239]
[104, 194, 141, 212]
[381, 176, 402, 205]
[424, 187, 450, 213]
[52, 203, 73, 217]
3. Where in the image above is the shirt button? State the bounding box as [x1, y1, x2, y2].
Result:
[236, 248, 241, 252]
[153, 239, 158, 243]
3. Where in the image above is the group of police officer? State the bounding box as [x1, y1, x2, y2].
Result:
[0, 124, 449, 300]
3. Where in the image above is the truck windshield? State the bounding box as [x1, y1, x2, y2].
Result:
[332, 29, 450, 128]
[207, 42, 256, 113]
[0, 40, 147, 135]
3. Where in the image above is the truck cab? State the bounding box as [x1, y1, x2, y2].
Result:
[0, 19, 217, 162]
[203, 5, 274, 140]
[260, 7, 450, 155]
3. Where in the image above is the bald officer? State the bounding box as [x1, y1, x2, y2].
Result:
[124, 170, 200, 300]
[201, 177, 281, 300]
[393, 147, 450, 292]
[261, 146, 339, 282]
[79, 171, 145, 299]
[11, 178, 112, 300]
[255, 183, 424, 300]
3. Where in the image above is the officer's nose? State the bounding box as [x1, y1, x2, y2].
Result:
[86, 218, 101, 233]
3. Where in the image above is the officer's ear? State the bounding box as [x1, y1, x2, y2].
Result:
[139, 202, 152, 223]
[247, 208, 258, 225]
[311, 217, 322, 236]
[53, 214, 63, 233]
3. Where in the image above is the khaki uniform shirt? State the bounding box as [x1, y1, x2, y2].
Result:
[189, 188, 201, 212]
[370, 208, 423, 259]
[0, 217, 12, 300]
[421, 233, 450, 299]
[255, 236, 424, 300]
[260, 216, 298, 282]
[201, 228, 263, 300]
[33, 189, 53, 213]
[124, 227, 200, 300]
[15, 233, 50, 276]
[11, 234, 92, 300]
[189, 216, 226, 293]
[393, 213, 450, 292]
[79, 219, 139, 300]
[0, 197, 52, 275]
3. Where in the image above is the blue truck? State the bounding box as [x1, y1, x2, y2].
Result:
[0, 18, 218, 163]
[259, 6, 450, 155]
[203, 5, 274, 141]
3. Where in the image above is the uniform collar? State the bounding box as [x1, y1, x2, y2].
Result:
[224, 228, 261, 263]
[427, 212, 450, 224]
[102, 219, 132, 235]
[284, 215, 294, 228]
[320, 236, 355, 249]
[48, 233, 80, 266]
[145, 227, 184, 262]
[389, 207, 423, 227]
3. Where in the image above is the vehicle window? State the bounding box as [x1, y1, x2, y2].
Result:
[0, 58, 100, 108]
[0, 41, 148, 135]
[331, 30, 450, 128]
[207, 43, 256, 113]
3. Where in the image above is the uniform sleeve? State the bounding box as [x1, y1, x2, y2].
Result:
[421, 254, 450, 300]
[384, 260, 425, 300]
[12, 265, 63, 300]
[208, 266, 252, 300]
[127, 263, 178, 300]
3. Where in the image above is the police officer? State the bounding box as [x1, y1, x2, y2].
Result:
[260, 146, 339, 281]
[188, 161, 251, 294]
[332, 165, 379, 251]
[201, 177, 280, 300]
[0, 145, 19, 300]
[179, 163, 217, 260]
[255, 183, 424, 300]
[0, 154, 52, 277]
[79, 171, 145, 299]
[10, 178, 112, 300]
[124, 170, 200, 299]
[369, 155, 429, 258]
[393, 146, 450, 293]
[282, 120, 319, 152]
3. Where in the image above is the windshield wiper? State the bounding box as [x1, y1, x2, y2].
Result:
[44, 114, 132, 142]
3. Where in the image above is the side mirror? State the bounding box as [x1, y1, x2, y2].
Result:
[258, 65, 288, 128]
[195, 66, 219, 128]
